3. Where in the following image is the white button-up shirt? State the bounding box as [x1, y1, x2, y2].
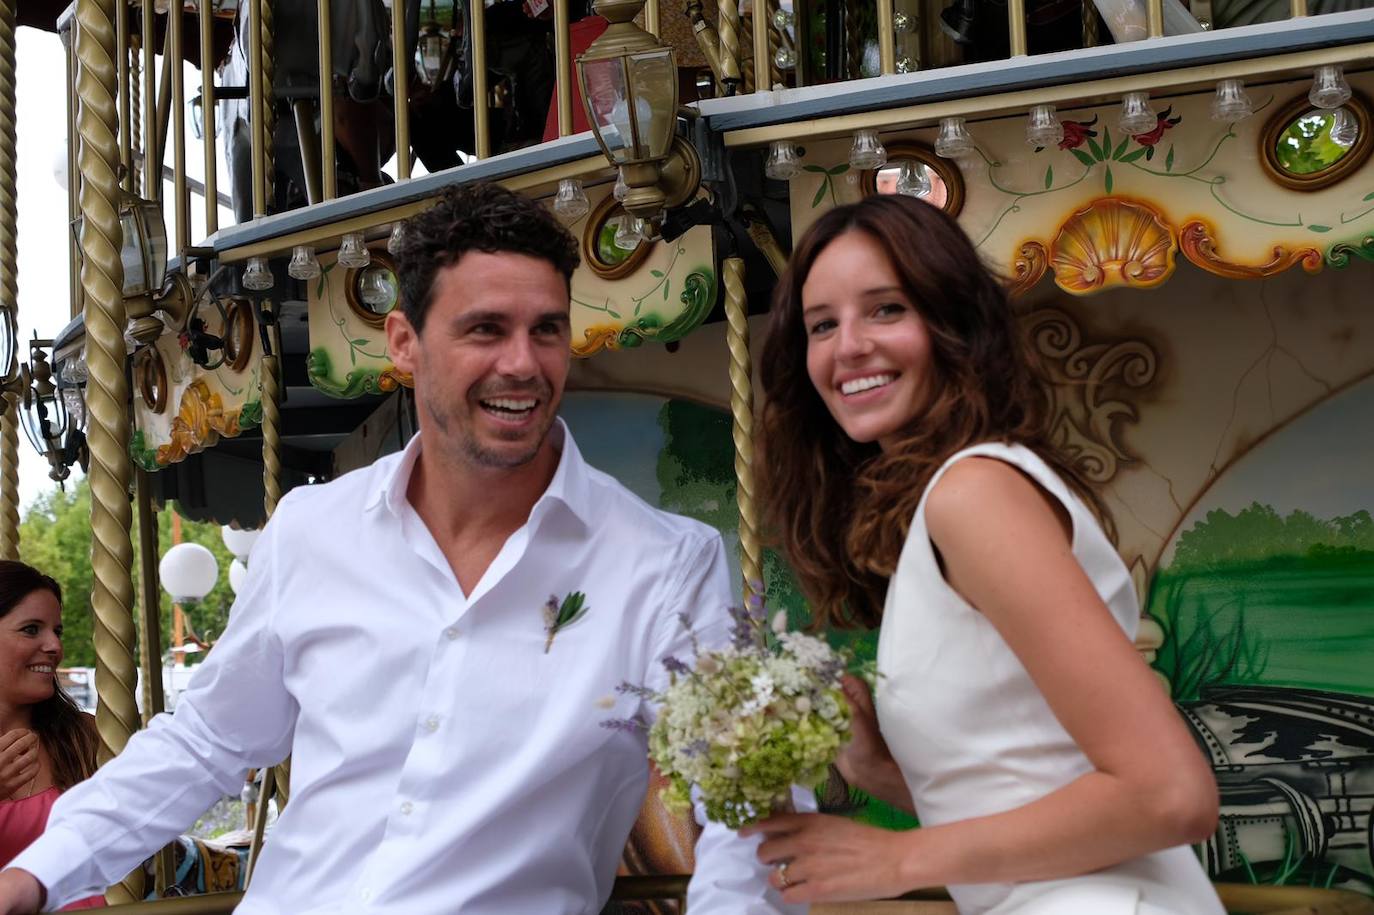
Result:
[15, 423, 802, 914]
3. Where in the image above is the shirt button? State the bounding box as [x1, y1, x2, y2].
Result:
[400, 801, 414, 816]
[424, 715, 441, 732]
[444, 626, 460, 640]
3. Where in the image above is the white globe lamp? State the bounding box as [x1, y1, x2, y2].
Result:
[160, 543, 219, 604]
[228, 558, 248, 594]
[220, 525, 260, 561]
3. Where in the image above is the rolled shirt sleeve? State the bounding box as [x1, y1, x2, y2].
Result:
[645, 532, 811, 915]
[10, 510, 299, 910]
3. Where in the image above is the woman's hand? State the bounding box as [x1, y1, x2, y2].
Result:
[0, 730, 39, 800]
[835, 675, 914, 812]
[742, 812, 922, 904]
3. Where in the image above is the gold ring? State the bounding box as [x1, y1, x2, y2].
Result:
[777, 861, 791, 889]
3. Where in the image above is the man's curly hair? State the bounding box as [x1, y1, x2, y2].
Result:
[392, 182, 581, 332]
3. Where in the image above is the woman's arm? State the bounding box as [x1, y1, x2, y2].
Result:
[746, 458, 1218, 903]
[833, 675, 914, 814]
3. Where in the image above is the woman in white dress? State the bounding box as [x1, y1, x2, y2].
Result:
[743, 194, 1224, 914]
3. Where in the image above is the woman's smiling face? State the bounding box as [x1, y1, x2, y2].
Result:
[802, 231, 936, 451]
[0, 589, 63, 709]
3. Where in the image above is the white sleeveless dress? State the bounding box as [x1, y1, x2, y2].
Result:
[873, 442, 1224, 915]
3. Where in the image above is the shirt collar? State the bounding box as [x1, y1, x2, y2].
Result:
[367, 417, 594, 528]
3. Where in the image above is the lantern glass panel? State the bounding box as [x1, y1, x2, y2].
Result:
[627, 48, 677, 161]
[140, 199, 169, 292]
[20, 388, 68, 458]
[0, 308, 15, 379]
[582, 56, 636, 163]
[119, 210, 147, 298]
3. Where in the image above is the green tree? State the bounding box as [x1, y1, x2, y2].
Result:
[17, 478, 240, 669]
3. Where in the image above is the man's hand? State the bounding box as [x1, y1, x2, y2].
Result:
[0, 731, 39, 800]
[0, 868, 46, 914]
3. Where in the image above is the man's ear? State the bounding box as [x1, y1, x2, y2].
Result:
[386, 310, 420, 375]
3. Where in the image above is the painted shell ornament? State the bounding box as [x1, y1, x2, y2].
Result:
[1050, 198, 1178, 294]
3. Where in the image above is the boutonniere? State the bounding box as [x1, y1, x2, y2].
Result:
[543, 591, 590, 653]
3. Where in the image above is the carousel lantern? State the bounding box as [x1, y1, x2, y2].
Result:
[159, 542, 219, 604]
[552, 178, 592, 220]
[896, 160, 933, 198]
[848, 129, 888, 169]
[72, 194, 169, 303]
[416, 22, 450, 87]
[577, 0, 679, 219]
[1025, 104, 1063, 148]
[287, 246, 322, 281]
[1309, 65, 1351, 110]
[934, 117, 975, 158]
[1210, 78, 1253, 122]
[19, 347, 70, 473]
[228, 558, 248, 594]
[337, 232, 371, 269]
[220, 525, 261, 561]
[764, 141, 801, 181]
[1118, 91, 1157, 136]
[242, 256, 275, 291]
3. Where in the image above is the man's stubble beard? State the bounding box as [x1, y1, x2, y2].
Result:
[421, 388, 559, 471]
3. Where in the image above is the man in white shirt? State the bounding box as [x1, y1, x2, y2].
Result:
[0, 182, 802, 914]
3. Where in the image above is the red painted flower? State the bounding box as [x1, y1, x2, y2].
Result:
[1134, 106, 1182, 152]
[1058, 114, 1099, 150]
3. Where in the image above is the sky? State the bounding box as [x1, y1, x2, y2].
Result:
[14, 26, 234, 513]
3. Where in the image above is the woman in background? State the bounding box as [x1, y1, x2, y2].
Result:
[744, 195, 1221, 914]
[0, 561, 103, 910]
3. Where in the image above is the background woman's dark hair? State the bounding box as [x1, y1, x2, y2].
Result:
[758, 195, 1110, 630]
[0, 560, 97, 789]
[392, 181, 581, 333]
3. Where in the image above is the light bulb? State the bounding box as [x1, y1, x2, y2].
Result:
[613, 215, 644, 249]
[934, 117, 975, 158]
[764, 140, 801, 180]
[772, 7, 793, 29]
[613, 169, 629, 202]
[287, 245, 320, 281]
[337, 232, 371, 269]
[1309, 65, 1351, 110]
[1330, 107, 1359, 147]
[774, 45, 796, 70]
[358, 268, 394, 309]
[552, 178, 591, 220]
[387, 223, 405, 256]
[892, 10, 913, 33]
[895, 161, 933, 198]
[849, 129, 887, 169]
[1025, 104, 1063, 148]
[1118, 91, 1157, 136]
[242, 256, 274, 291]
[1210, 78, 1253, 122]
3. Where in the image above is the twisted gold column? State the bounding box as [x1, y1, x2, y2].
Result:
[261, 342, 281, 515]
[260, 0, 275, 212]
[76, 0, 140, 902]
[0, 0, 20, 561]
[723, 257, 762, 602]
[718, 0, 742, 93]
[129, 35, 140, 196]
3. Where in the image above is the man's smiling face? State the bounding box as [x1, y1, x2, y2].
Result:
[387, 250, 572, 471]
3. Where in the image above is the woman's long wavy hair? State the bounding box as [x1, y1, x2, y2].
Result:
[0, 561, 97, 789]
[758, 195, 1109, 630]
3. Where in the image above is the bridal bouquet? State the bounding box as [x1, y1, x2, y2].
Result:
[605, 590, 853, 829]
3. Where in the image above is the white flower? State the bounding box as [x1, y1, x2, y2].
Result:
[771, 610, 789, 635]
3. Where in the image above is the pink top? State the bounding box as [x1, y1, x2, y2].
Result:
[0, 788, 106, 909]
